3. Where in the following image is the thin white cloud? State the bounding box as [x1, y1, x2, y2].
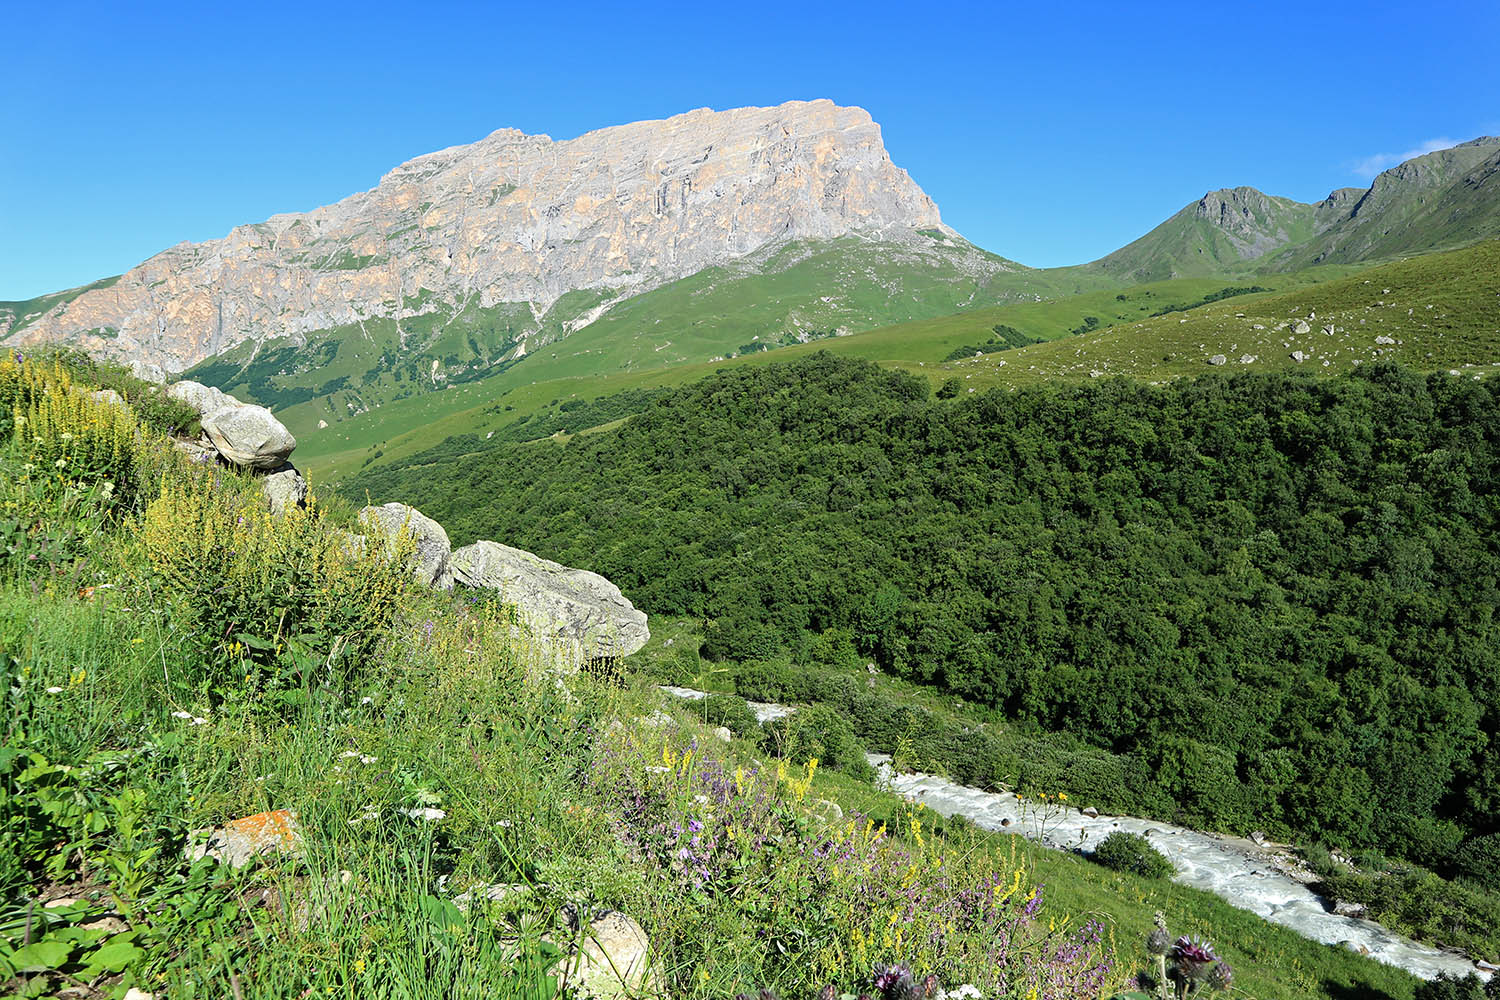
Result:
[1350, 138, 1461, 179]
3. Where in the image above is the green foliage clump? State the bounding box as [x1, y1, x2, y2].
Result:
[1148, 285, 1271, 317]
[1414, 971, 1500, 1000]
[1452, 833, 1500, 890]
[941, 324, 1042, 361]
[1091, 831, 1175, 879]
[137, 474, 409, 694]
[763, 704, 873, 782]
[700, 693, 761, 739]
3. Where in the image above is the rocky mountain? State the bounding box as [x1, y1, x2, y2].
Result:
[1087, 137, 1500, 282]
[3, 100, 1009, 379]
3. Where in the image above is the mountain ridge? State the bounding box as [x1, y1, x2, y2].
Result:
[1088, 136, 1500, 281]
[3, 100, 972, 374]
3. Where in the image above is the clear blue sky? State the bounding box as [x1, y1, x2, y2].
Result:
[4, 0, 1498, 300]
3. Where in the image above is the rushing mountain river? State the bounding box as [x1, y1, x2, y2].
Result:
[661, 686, 1484, 981]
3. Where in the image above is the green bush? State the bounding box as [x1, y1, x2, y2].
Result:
[730, 656, 796, 701]
[763, 704, 874, 782]
[1413, 971, 1496, 1000]
[137, 473, 410, 696]
[1090, 831, 1175, 880]
[1453, 832, 1500, 890]
[700, 693, 762, 740]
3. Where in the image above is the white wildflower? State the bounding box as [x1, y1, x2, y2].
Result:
[171, 711, 192, 720]
[46, 686, 64, 694]
[400, 807, 446, 822]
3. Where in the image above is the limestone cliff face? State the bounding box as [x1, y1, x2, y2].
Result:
[9, 100, 946, 372]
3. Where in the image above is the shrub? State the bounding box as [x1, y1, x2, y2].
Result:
[1414, 971, 1493, 1000]
[2, 357, 152, 508]
[700, 693, 762, 739]
[730, 656, 797, 701]
[1453, 832, 1500, 890]
[763, 704, 874, 782]
[136, 473, 410, 695]
[1091, 831, 1175, 880]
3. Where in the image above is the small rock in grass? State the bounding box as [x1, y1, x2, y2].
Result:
[186, 808, 303, 869]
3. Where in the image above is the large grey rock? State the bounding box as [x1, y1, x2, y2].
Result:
[167, 380, 241, 419]
[88, 388, 124, 407]
[1207, 354, 1227, 366]
[262, 463, 308, 515]
[1292, 319, 1312, 335]
[451, 540, 648, 660]
[357, 503, 453, 589]
[202, 404, 297, 470]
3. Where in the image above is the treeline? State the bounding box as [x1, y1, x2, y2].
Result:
[1149, 285, 1270, 317]
[942, 324, 1043, 361]
[348, 354, 1500, 870]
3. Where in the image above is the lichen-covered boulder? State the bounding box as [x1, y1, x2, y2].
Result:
[451, 540, 648, 660]
[357, 503, 453, 589]
[202, 404, 297, 470]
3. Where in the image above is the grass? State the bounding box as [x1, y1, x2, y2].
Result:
[932, 239, 1500, 393]
[0, 354, 1432, 999]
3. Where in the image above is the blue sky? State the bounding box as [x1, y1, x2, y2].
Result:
[3, 0, 1497, 299]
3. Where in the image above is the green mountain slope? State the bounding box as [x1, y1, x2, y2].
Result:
[946, 239, 1500, 390]
[211, 235, 1120, 470]
[1280, 139, 1500, 267]
[299, 267, 1363, 481]
[1085, 187, 1327, 282]
[1084, 137, 1500, 281]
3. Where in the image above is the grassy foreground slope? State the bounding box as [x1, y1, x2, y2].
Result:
[0, 354, 1429, 999]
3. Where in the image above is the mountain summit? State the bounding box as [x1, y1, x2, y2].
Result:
[6, 100, 949, 373]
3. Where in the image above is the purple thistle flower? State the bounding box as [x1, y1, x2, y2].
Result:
[1170, 936, 1219, 981]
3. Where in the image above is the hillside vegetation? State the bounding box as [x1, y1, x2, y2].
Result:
[347, 354, 1500, 882]
[0, 353, 1434, 999]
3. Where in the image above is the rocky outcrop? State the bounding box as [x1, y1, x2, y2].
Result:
[358, 503, 453, 589]
[11, 101, 948, 373]
[202, 404, 297, 470]
[451, 540, 648, 660]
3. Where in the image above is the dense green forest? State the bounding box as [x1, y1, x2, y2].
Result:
[348, 354, 1500, 872]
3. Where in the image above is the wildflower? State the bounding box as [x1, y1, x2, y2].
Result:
[1207, 961, 1233, 991]
[1146, 926, 1172, 955]
[131, 637, 145, 645]
[1170, 936, 1219, 981]
[46, 686, 64, 694]
[354, 958, 366, 975]
[400, 806, 446, 822]
[54, 458, 66, 469]
[171, 711, 192, 719]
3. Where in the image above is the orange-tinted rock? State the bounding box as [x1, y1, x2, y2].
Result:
[186, 809, 303, 868]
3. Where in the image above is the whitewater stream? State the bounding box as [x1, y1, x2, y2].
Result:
[661, 686, 1485, 981]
